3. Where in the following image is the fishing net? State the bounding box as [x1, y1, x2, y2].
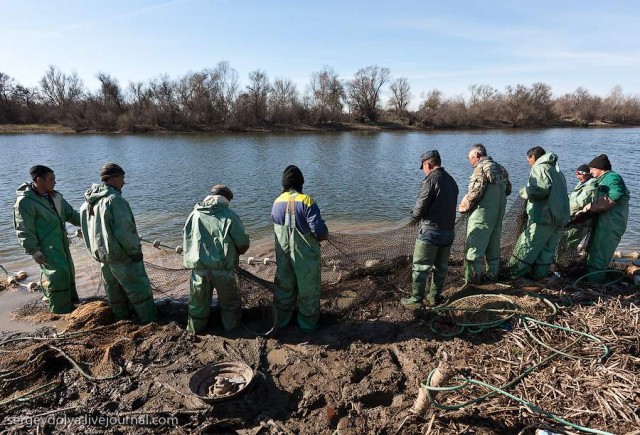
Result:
[54, 196, 597, 324]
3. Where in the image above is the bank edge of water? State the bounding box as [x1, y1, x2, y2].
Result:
[1, 119, 637, 134]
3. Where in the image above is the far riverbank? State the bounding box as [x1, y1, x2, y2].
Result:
[0, 119, 635, 135]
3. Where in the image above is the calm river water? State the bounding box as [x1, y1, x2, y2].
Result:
[1, 128, 638, 269]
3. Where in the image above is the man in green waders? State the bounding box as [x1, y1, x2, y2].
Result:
[561, 164, 598, 257]
[79, 163, 156, 323]
[182, 184, 250, 334]
[271, 165, 328, 332]
[572, 154, 629, 283]
[508, 147, 570, 280]
[402, 150, 459, 307]
[458, 144, 511, 283]
[14, 165, 81, 314]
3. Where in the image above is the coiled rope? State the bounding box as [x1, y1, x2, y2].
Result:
[420, 290, 611, 434]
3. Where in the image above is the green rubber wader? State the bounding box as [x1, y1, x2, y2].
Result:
[101, 259, 156, 323]
[273, 194, 321, 332]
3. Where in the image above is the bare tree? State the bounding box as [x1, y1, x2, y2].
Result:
[206, 61, 239, 122]
[602, 86, 640, 123]
[388, 77, 411, 116]
[573, 87, 602, 125]
[39, 65, 84, 108]
[150, 75, 180, 125]
[418, 89, 443, 127]
[13, 85, 41, 122]
[0, 72, 16, 121]
[347, 65, 390, 121]
[244, 69, 271, 124]
[124, 81, 155, 127]
[501, 84, 533, 127]
[467, 84, 499, 125]
[529, 82, 554, 123]
[269, 77, 299, 123]
[177, 71, 213, 125]
[309, 66, 345, 123]
[554, 87, 602, 125]
[129, 81, 152, 113]
[96, 72, 125, 113]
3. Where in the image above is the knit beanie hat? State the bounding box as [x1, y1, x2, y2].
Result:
[588, 154, 612, 171]
[282, 165, 304, 192]
[100, 163, 125, 182]
[576, 164, 590, 174]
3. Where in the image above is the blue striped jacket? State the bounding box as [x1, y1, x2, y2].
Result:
[271, 190, 328, 240]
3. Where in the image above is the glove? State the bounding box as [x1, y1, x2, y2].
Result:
[32, 251, 46, 265]
[519, 187, 528, 199]
[569, 210, 592, 225]
[130, 252, 144, 262]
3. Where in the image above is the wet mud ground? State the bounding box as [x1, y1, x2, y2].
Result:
[1, 262, 639, 435]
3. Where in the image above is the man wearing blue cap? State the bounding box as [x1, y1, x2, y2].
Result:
[402, 150, 459, 307]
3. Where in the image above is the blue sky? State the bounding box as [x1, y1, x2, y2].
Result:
[2, 0, 639, 106]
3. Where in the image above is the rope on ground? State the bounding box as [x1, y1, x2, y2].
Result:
[45, 343, 123, 381]
[0, 381, 59, 406]
[572, 268, 625, 288]
[0, 325, 129, 406]
[420, 291, 612, 434]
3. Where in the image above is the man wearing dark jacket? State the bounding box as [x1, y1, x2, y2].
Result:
[402, 150, 459, 307]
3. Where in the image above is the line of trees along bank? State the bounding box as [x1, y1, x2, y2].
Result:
[1, 63, 640, 132]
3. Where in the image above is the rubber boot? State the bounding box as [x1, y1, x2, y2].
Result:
[464, 259, 485, 284]
[402, 281, 425, 306]
[425, 288, 442, 307]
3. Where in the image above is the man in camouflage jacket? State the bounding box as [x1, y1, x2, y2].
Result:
[459, 144, 511, 283]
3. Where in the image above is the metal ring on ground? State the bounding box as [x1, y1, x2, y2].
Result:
[443, 294, 519, 329]
[188, 361, 254, 403]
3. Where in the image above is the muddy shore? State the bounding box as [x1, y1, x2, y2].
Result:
[1, 259, 638, 434]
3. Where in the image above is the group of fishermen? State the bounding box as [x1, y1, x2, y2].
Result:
[13, 144, 629, 333]
[13, 163, 327, 333]
[402, 145, 630, 307]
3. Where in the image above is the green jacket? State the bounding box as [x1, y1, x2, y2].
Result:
[593, 170, 629, 234]
[14, 182, 80, 256]
[182, 196, 250, 271]
[519, 152, 570, 227]
[568, 178, 598, 215]
[80, 183, 143, 263]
